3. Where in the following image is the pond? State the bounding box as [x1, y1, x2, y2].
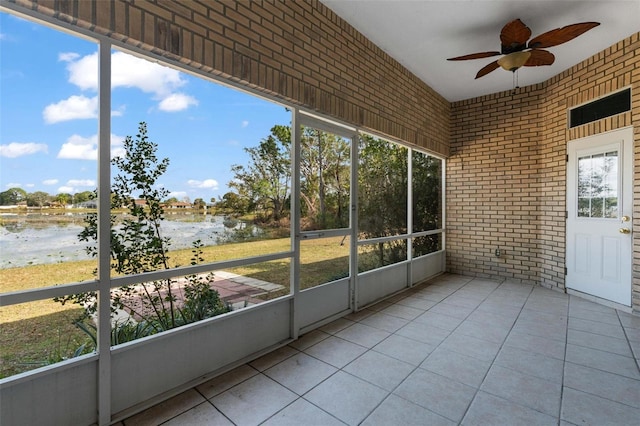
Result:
[0, 213, 244, 269]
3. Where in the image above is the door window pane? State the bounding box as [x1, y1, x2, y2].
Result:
[577, 151, 618, 218]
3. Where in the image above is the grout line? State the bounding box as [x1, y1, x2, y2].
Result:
[356, 277, 474, 424]
[616, 309, 640, 374]
[558, 295, 572, 425]
[130, 276, 629, 425]
[456, 277, 533, 424]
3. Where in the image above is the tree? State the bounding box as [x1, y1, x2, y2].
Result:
[412, 151, 442, 254]
[358, 135, 408, 238]
[358, 136, 409, 268]
[55, 193, 73, 206]
[216, 192, 249, 216]
[73, 191, 94, 204]
[299, 127, 350, 229]
[230, 125, 291, 222]
[26, 191, 51, 208]
[193, 198, 206, 210]
[0, 187, 27, 205]
[56, 122, 228, 339]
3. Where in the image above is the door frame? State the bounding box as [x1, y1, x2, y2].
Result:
[565, 126, 634, 307]
[293, 110, 358, 334]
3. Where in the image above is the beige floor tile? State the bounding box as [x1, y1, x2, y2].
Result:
[123, 389, 205, 426]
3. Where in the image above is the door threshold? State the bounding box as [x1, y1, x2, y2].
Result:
[566, 288, 632, 313]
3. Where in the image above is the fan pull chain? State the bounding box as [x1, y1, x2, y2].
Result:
[512, 69, 520, 95]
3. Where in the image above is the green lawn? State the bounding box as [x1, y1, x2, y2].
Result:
[0, 236, 350, 378]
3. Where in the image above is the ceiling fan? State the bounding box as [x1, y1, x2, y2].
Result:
[448, 19, 600, 79]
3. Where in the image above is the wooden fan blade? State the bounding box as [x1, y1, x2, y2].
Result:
[528, 22, 600, 49]
[447, 51, 501, 61]
[500, 19, 532, 54]
[475, 61, 500, 79]
[524, 49, 555, 67]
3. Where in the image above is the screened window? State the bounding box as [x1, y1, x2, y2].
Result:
[358, 135, 408, 238]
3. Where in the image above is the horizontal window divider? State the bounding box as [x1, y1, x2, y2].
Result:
[0, 251, 295, 305]
[357, 229, 443, 246]
[412, 229, 444, 238]
[299, 110, 357, 134]
[110, 251, 294, 288]
[0, 280, 100, 307]
[299, 228, 350, 239]
[358, 234, 410, 245]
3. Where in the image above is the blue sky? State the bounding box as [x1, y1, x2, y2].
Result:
[0, 12, 291, 203]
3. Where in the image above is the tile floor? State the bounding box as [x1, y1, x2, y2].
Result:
[121, 274, 640, 425]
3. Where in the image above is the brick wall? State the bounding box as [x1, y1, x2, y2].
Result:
[448, 85, 545, 285]
[449, 32, 640, 310]
[10, 0, 450, 156]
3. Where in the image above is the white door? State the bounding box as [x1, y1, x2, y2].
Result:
[566, 127, 633, 306]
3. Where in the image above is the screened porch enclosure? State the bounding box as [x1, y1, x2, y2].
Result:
[2, 1, 638, 425]
[0, 16, 445, 425]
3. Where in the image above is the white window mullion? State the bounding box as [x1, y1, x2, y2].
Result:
[407, 148, 413, 286]
[290, 108, 301, 339]
[350, 133, 359, 310]
[97, 41, 112, 426]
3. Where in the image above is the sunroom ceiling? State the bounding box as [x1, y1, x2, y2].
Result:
[321, 0, 640, 102]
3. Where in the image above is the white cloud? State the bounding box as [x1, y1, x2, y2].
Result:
[66, 179, 95, 187]
[112, 105, 126, 117]
[60, 51, 197, 112]
[43, 95, 98, 124]
[5, 183, 22, 188]
[62, 51, 97, 91]
[241, 120, 249, 128]
[65, 51, 185, 96]
[43, 179, 59, 185]
[57, 134, 97, 160]
[57, 178, 95, 194]
[187, 179, 218, 190]
[58, 52, 80, 62]
[24, 183, 35, 188]
[158, 93, 198, 112]
[168, 191, 187, 199]
[0, 142, 48, 158]
[57, 133, 125, 160]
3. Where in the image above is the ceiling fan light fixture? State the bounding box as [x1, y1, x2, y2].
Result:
[497, 51, 531, 72]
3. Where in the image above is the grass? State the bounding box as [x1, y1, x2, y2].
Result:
[0, 235, 350, 378]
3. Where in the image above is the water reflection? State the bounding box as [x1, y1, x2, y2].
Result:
[0, 213, 250, 268]
[1, 213, 86, 232]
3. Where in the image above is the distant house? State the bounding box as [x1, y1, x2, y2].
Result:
[167, 201, 191, 209]
[76, 200, 98, 209]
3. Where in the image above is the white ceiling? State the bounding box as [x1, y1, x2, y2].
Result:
[321, 0, 640, 102]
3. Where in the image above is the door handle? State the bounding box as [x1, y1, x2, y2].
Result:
[619, 228, 631, 234]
